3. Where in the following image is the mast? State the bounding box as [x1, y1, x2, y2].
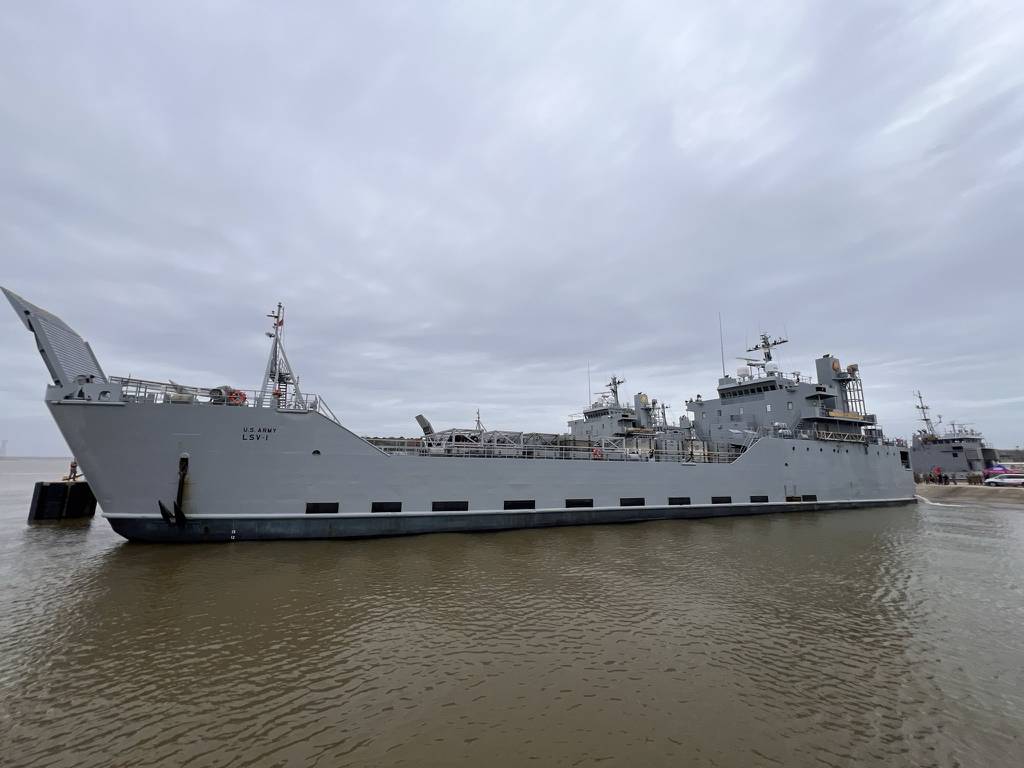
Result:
[718, 313, 726, 377]
[607, 376, 625, 407]
[914, 391, 936, 435]
[258, 302, 303, 408]
[747, 332, 788, 364]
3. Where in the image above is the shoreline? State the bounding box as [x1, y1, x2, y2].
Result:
[915, 483, 1024, 505]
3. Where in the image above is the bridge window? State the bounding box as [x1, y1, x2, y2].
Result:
[371, 501, 401, 513]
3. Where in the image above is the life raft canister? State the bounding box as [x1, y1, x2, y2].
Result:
[592, 447, 604, 460]
[228, 389, 247, 405]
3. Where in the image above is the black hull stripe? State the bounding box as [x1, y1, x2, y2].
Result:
[108, 498, 917, 543]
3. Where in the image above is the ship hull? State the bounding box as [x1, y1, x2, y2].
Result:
[3, 287, 917, 545]
[46, 398, 916, 543]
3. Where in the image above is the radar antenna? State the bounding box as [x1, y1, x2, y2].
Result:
[258, 302, 303, 408]
[736, 355, 765, 375]
[747, 332, 788, 363]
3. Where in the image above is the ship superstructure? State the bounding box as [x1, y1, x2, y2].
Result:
[687, 334, 887, 454]
[387, 376, 695, 463]
[4, 288, 915, 543]
[909, 392, 999, 478]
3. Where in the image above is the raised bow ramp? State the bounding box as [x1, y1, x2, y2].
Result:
[3, 287, 107, 387]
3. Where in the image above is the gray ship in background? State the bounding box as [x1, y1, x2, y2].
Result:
[909, 392, 1000, 479]
[4, 288, 914, 543]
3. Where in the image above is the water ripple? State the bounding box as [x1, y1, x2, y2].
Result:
[1, 460, 1023, 767]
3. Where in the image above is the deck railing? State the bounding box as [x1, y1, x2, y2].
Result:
[108, 377, 899, 462]
[110, 377, 340, 425]
[367, 438, 740, 464]
[369, 425, 901, 464]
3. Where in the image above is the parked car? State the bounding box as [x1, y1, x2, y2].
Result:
[983, 474, 1024, 487]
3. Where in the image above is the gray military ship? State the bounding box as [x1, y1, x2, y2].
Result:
[909, 392, 999, 479]
[4, 288, 915, 542]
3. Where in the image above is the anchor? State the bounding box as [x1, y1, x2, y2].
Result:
[157, 454, 189, 526]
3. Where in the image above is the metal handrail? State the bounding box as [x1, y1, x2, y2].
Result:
[106, 377, 898, 455]
[369, 438, 737, 464]
[110, 376, 340, 425]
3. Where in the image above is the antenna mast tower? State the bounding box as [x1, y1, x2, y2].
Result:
[258, 303, 303, 408]
[914, 391, 936, 435]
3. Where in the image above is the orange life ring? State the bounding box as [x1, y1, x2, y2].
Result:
[592, 447, 604, 460]
[227, 389, 247, 405]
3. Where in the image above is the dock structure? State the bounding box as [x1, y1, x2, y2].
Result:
[28, 479, 96, 522]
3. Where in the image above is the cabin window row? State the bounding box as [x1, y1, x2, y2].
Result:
[306, 495, 789, 514]
[722, 383, 780, 399]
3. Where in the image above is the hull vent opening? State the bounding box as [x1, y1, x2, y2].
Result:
[432, 501, 469, 512]
[504, 500, 535, 510]
[565, 498, 593, 508]
[306, 502, 339, 514]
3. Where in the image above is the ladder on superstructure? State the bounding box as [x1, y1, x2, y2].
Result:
[258, 303, 303, 409]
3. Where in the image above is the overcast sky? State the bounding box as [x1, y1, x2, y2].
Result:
[2, 1, 1023, 456]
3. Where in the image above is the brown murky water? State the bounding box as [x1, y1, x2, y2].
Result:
[1, 458, 1022, 767]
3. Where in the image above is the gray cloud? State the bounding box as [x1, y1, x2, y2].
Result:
[2, 0, 1023, 455]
